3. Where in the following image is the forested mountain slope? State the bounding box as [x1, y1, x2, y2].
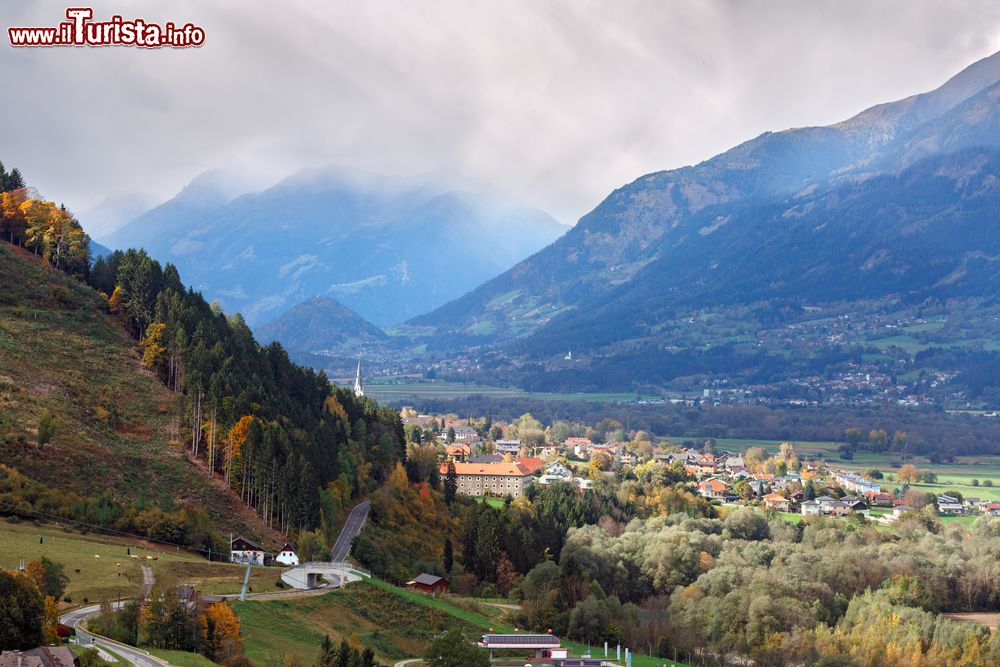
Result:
[1, 165, 408, 551]
[255, 295, 387, 354]
[0, 243, 268, 543]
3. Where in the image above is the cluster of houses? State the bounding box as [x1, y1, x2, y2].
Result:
[409, 410, 1000, 524]
[230, 536, 300, 567]
[672, 447, 1000, 523]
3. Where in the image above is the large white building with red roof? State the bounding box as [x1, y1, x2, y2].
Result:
[440, 460, 535, 498]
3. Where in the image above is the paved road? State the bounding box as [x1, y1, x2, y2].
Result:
[330, 500, 369, 562]
[61, 603, 169, 667]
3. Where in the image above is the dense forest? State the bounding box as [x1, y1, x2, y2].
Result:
[0, 162, 405, 549]
[88, 246, 405, 536]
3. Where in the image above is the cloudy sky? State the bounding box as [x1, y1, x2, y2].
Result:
[4, 0, 1000, 237]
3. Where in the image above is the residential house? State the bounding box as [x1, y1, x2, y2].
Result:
[697, 477, 729, 500]
[539, 445, 560, 459]
[0, 647, 78, 667]
[834, 471, 882, 495]
[445, 443, 471, 462]
[762, 493, 791, 512]
[517, 457, 544, 475]
[538, 461, 573, 486]
[231, 536, 266, 566]
[864, 491, 894, 507]
[982, 502, 1000, 517]
[452, 426, 479, 442]
[801, 496, 852, 517]
[722, 455, 746, 471]
[937, 495, 965, 516]
[565, 437, 592, 457]
[275, 543, 299, 566]
[801, 500, 822, 516]
[401, 412, 435, 429]
[495, 439, 522, 455]
[545, 462, 572, 478]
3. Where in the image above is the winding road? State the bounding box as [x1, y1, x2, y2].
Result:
[61, 602, 169, 667]
[330, 500, 369, 562]
[61, 500, 372, 666]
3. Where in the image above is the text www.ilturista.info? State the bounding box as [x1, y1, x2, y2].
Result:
[8, 8, 205, 48]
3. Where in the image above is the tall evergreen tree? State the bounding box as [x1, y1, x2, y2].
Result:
[443, 537, 453, 573]
[443, 460, 457, 505]
[6, 168, 24, 191]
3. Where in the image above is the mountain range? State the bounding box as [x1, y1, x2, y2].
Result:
[413, 51, 1000, 359]
[101, 168, 566, 326]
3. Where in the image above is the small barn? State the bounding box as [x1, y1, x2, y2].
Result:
[275, 543, 300, 566]
[230, 536, 266, 566]
[405, 573, 449, 596]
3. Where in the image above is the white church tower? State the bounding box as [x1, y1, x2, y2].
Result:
[353, 358, 365, 398]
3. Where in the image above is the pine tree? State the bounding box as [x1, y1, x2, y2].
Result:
[7, 168, 24, 191]
[318, 635, 337, 667]
[443, 460, 457, 505]
[443, 537, 453, 573]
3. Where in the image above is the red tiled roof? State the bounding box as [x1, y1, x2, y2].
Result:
[439, 462, 533, 476]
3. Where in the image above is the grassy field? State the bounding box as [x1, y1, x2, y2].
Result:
[0, 518, 284, 606]
[69, 644, 127, 665]
[361, 376, 658, 404]
[474, 496, 507, 509]
[0, 518, 216, 604]
[148, 649, 219, 666]
[232, 580, 482, 666]
[233, 578, 691, 667]
[157, 560, 281, 596]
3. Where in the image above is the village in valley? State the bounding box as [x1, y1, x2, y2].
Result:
[398, 406, 1000, 526]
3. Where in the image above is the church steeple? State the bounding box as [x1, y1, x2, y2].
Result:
[353, 357, 364, 398]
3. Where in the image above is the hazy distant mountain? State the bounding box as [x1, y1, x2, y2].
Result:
[414, 51, 1000, 354]
[255, 295, 387, 353]
[102, 168, 565, 326]
[88, 238, 112, 260]
[77, 191, 156, 238]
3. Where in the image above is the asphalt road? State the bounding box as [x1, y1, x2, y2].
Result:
[61, 603, 169, 667]
[330, 500, 370, 563]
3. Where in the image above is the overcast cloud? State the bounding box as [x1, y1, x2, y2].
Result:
[4, 0, 1000, 236]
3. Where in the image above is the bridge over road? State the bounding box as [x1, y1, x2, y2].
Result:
[281, 500, 371, 590]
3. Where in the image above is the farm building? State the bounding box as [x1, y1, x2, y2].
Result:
[405, 573, 449, 596]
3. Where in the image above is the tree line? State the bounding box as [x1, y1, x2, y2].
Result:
[87, 247, 405, 541]
[0, 162, 90, 276]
